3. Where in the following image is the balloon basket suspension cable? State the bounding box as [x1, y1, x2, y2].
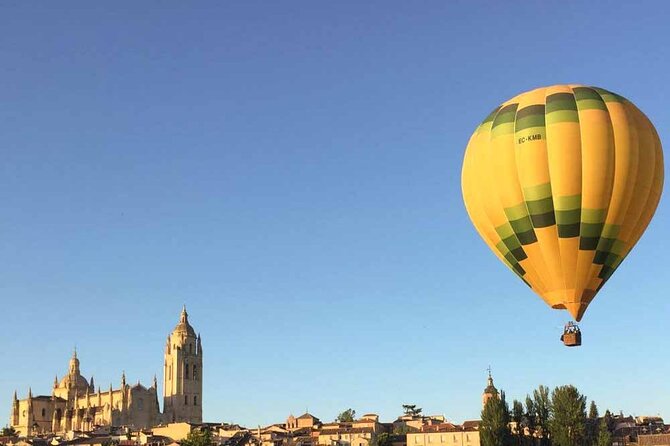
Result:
[560, 321, 582, 347]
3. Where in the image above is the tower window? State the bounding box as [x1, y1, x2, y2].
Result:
[185, 364, 189, 378]
[193, 365, 198, 380]
[194, 395, 197, 406]
[184, 395, 188, 405]
[42, 408, 46, 417]
[189, 344, 192, 353]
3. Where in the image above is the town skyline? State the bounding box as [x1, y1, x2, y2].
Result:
[6, 306, 667, 429]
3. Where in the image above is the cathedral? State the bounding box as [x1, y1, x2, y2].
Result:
[9, 307, 203, 436]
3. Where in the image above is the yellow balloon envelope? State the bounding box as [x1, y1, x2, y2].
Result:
[461, 85, 664, 321]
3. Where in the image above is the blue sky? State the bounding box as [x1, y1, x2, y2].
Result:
[1, 1, 668, 428]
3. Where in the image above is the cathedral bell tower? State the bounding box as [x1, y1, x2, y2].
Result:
[163, 306, 202, 423]
[482, 368, 499, 408]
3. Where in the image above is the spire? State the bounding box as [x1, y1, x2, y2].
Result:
[180, 305, 188, 323]
[13, 390, 18, 402]
[153, 374, 158, 389]
[121, 371, 126, 387]
[90, 376, 95, 390]
[54, 374, 59, 388]
[482, 366, 498, 409]
[69, 348, 81, 375]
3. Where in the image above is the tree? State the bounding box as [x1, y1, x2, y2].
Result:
[586, 401, 600, 446]
[549, 385, 587, 446]
[524, 395, 537, 435]
[603, 410, 614, 431]
[511, 400, 524, 445]
[533, 385, 551, 446]
[597, 418, 612, 446]
[180, 428, 213, 446]
[402, 405, 422, 417]
[370, 433, 392, 446]
[1, 426, 18, 437]
[336, 409, 356, 423]
[480, 393, 512, 446]
[392, 425, 410, 435]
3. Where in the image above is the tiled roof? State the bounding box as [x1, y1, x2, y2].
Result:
[420, 423, 458, 432]
[462, 421, 480, 431]
[319, 427, 374, 435]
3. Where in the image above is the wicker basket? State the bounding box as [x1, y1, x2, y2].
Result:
[562, 331, 582, 347]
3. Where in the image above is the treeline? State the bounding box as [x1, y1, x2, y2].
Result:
[481, 385, 614, 446]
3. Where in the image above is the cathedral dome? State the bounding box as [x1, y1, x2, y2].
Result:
[58, 350, 92, 392]
[172, 306, 196, 337]
[58, 373, 90, 390]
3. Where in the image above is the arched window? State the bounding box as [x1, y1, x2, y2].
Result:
[189, 344, 192, 353]
[194, 395, 197, 406]
[184, 395, 188, 405]
[41, 408, 46, 417]
[193, 365, 198, 380]
[185, 364, 189, 378]
[169, 364, 172, 380]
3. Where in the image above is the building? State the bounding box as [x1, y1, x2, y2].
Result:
[481, 370, 498, 409]
[163, 306, 203, 424]
[393, 415, 447, 434]
[9, 307, 202, 435]
[406, 423, 480, 446]
[317, 414, 385, 446]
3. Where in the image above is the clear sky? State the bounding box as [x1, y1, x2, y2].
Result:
[1, 1, 668, 428]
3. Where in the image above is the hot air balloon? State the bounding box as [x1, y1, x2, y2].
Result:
[461, 85, 663, 346]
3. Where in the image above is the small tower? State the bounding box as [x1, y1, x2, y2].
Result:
[482, 367, 499, 408]
[11, 390, 19, 426]
[69, 349, 80, 376]
[51, 402, 60, 433]
[163, 306, 203, 423]
[26, 387, 34, 436]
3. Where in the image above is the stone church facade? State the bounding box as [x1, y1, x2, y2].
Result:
[10, 307, 202, 435]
